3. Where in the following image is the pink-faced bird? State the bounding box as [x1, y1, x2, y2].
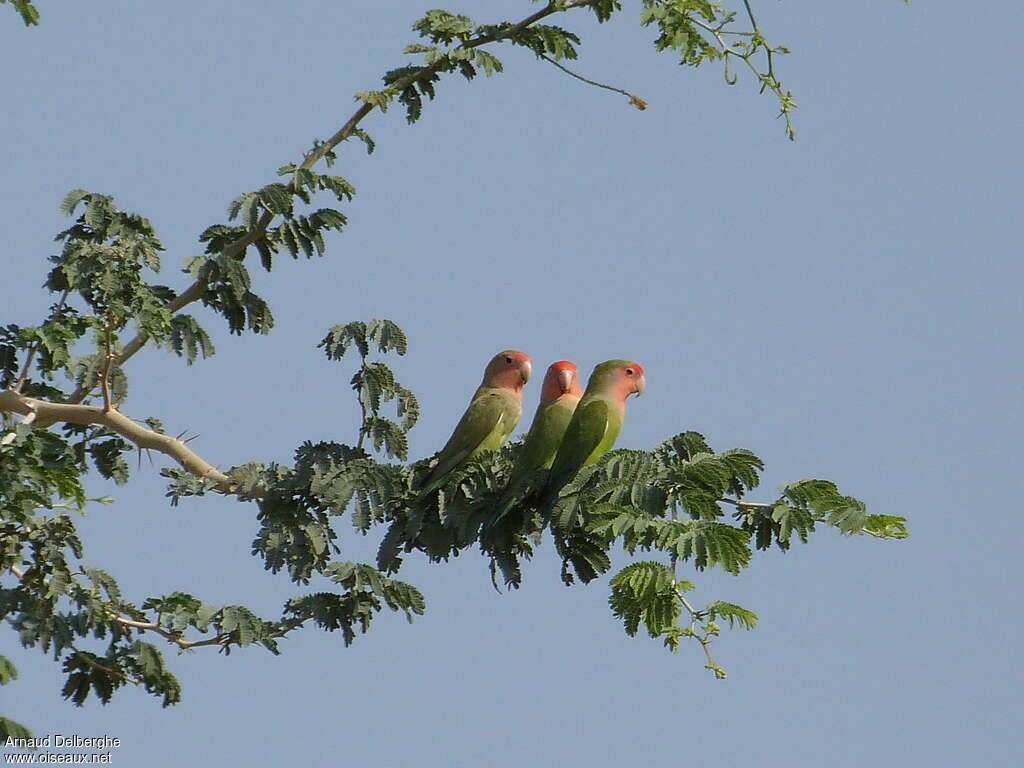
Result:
[536, 359, 646, 512]
[490, 360, 583, 526]
[419, 350, 533, 495]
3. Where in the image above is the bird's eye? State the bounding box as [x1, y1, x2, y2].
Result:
[625, 368, 634, 376]
[505, 356, 513, 364]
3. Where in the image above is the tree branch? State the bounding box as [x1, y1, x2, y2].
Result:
[108, 614, 229, 651]
[0, 389, 231, 490]
[676, 588, 726, 679]
[101, 313, 114, 412]
[718, 496, 774, 512]
[538, 53, 647, 109]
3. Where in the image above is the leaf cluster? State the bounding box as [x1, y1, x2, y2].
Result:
[1, 0, 39, 26]
[319, 319, 418, 461]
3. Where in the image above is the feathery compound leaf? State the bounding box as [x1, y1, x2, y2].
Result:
[412, 9, 474, 45]
[609, 561, 681, 638]
[770, 501, 815, 548]
[552, 522, 612, 585]
[349, 128, 376, 154]
[656, 431, 714, 464]
[167, 314, 216, 364]
[318, 175, 356, 201]
[3, 0, 40, 26]
[355, 90, 394, 112]
[219, 605, 262, 647]
[258, 183, 295, 217]
[0, 655, 18, 685]
[863, 514, 909, 539]
[704, 601, 758, 630]
[587, 0, 621, 23]
[319, 321, 368, 360]
[59, 189, 91, 217]
[87, 439, 130, 485]
[782, 479, 868, 534]
[659, 520, 752, 575]
[472, 49, 504, 76]
[366, 319, 408, 355]
[507, 24, 580, 60]
[0, 716, 34, 744]
[589, 450, 667, 514]
[363, 416, 409, 461]
[718, 449, 764, 495]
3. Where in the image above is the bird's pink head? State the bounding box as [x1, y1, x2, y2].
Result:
[482, 350, 532, 392]
[590, 359, 646, 403]
[540, 360, 583, 403]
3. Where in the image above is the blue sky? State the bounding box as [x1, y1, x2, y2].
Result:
[3, 2, 1022, 766]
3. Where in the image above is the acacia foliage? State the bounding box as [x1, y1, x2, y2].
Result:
[1, 0, 909, 742]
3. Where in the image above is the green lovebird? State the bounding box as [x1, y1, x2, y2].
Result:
[537, 359, 646, 512]
[419, 350, 533, 495]
[490, 360, 584, 526]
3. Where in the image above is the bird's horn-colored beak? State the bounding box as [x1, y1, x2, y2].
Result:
[635, 373, 646, 396]
[520, 359, 532, 384]
[557, 368, 574, 394]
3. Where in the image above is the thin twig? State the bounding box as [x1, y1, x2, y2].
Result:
[676, 590, 724, 677]
[101, 312, 114, 412]
[740, 0, 773, 92]
[108, 613, 229, 651]
[538, 53, 647, 109]
[669, 502, 723, 676]
[718, 496, 774, 511]
[12, 288, 71, 393]
[5, 563, 232, 652]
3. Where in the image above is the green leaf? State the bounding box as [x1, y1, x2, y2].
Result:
[864, 514, 909, 539]
[609, 561, 681, 638]
[704, 601, 758, 630]
[258, 183, 294, 216]
[366, 319, 408, 355]
[219, 605, 261, 647]
[0, 655, 18, 685]
[782, 479, 868, 534]
[167, 314, 216, 364]
[771, 501, 815, 547]
[319, 321, 368, 360]
[88, 438, 131, 484]
[660, 520, 752, 575]
[412, 9, 473, 45]
[0, 716, 35, 746]
[349, 128, 376, 154]
[355, 90, 394, 111]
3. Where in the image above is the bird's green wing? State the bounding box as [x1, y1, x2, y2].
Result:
[540, 397, 615, 508]
[421, 390, 514, 494]
[517, 398, 577, 472]
[490, 398, 576, 525]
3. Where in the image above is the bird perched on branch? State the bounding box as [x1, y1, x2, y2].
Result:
[537, 359, 646, 512]
[419, 349, 532, 495]
[490, 360, 583, 527]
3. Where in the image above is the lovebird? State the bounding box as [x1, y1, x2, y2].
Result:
[419, 349, 533, 495]
[536, 359, 646, 512]
[490, 360, 584, 526]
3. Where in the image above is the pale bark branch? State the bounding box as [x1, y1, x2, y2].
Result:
[101, 314, 114, 411]
[0, 389, 231, 489]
